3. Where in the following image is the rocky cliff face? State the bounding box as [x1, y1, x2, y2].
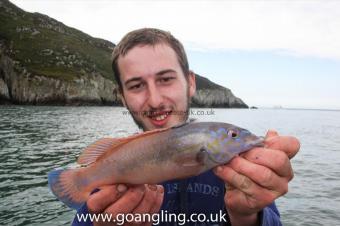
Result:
[0, 0, 247, 108]
[0, 43, 119, 105]
[193, 75, 248, 108]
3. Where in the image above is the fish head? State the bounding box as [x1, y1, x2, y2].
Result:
[204, 124, 264, 165]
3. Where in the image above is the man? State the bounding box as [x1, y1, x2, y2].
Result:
[73, 28, 300, 226]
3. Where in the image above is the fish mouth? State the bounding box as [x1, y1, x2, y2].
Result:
[245, 136, 265, 149]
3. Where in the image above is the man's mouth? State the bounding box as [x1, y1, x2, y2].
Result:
[146, 110, 172, 126]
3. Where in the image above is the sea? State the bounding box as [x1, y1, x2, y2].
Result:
[0, 106, 339, 226]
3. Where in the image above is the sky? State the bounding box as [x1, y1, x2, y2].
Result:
[10, 0, 340, 109]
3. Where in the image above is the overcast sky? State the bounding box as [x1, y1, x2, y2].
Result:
[10, 0, 340, 109]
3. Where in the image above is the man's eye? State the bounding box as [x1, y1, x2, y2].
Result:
[159, 77, 175, 84]
[128, 83, 144, 91]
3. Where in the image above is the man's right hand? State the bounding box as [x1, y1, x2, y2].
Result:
[87, 184, 164, 226]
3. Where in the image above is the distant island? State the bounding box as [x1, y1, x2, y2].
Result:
[0, 0, 248, 108]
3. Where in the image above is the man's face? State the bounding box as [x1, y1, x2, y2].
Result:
[118, 43, 196, 131]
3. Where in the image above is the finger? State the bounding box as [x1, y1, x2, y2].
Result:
[224, 182, 236, 192]
[224, 186, 257, 215]
[224, 183, 277, 215]
[214, 165, 256, 196]
[215, 166, 280, 209]
[149, 185, 164, 214]
[242, 148, 293, 179]
[264, 136, 300, 159]
[132, 185, 158, 214]
[104, 185, 145, 217]
[132, 185, 164, 225]
[227, 156, 288, 194]
[87, 184, 127, 214]
[266, 129, 279, 138]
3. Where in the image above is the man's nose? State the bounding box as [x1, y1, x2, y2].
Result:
[147, 83, 163, 108]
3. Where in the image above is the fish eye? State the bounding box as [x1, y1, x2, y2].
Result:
[228, 130, 238, 138]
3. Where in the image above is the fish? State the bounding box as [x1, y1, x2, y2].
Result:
[48, 121, 264, 209]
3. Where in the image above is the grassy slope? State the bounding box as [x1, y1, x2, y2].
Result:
[0, 0, 115, 81]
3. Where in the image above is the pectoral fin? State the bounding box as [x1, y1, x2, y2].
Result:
[173, 148, 208, 167]
[196, 148, 209, 164]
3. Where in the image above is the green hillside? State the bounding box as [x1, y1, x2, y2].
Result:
[0, 0, 115, 81]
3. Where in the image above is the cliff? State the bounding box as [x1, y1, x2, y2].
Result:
[0, 0, 247, 108]
[193, 74, 247, 108]
[0, 0, 119, 105]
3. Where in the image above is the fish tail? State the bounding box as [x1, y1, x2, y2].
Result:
[48, 168, 90, 209]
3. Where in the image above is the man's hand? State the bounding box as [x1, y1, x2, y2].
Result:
[87, 184, 164, 226]
[214, 130, 300, 226]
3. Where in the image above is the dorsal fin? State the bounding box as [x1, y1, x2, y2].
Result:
[77, 127, 169, 165]
[77, 138, 124, 165]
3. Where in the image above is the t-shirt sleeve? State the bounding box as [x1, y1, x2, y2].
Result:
[260, 202, 282, 226]
[71, 203, 93, 226]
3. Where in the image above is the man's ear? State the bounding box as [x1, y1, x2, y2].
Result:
[188, 71, 196, 98]
[119, 91, 127, 107]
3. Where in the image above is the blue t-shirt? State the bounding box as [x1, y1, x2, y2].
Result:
[72, 170, 281, 226]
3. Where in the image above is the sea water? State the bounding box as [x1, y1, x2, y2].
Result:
[0, 106, 339, 226]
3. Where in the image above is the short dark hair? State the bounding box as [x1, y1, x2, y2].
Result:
[111, 28, 189, 92]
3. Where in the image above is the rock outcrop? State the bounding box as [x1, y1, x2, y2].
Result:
[0, 43, 119, 105]
[193, 75, 247, 108]
[0, 0, 247, 108]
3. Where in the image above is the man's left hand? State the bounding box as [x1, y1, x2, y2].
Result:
[214, 130, 300, 226]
